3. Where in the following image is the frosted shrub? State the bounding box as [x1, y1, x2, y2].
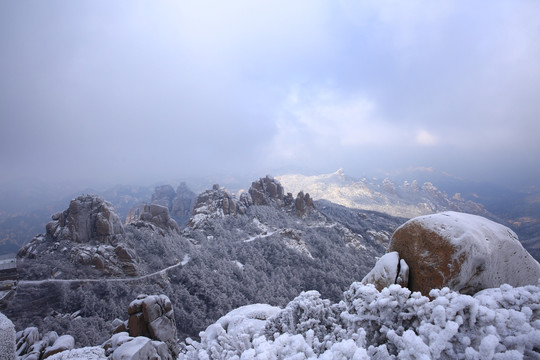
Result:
[379, 284, 540, 359]
[181, 281, 540, 359]
[264, 291, 344, 354]
[341, 283, 427, 352]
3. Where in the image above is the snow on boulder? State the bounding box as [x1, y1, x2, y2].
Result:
[0, 312, 15, 360]
[389, 211, 540, 295]
[361, 251, 409, 291]
[46, 346, 106, 360]
[212, 303, 280, 340]
[111, 336, 158, 360]
[42, 335, 75, 359]
[182, 303, 280, 359]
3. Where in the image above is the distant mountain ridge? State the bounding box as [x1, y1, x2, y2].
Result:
[276, 169, 494, 220]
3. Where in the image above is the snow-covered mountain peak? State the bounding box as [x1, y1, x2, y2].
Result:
[277, 171, 493, 219]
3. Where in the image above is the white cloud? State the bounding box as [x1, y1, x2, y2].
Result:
[269, 87, 406, 165]
[416, 130, 438, 146]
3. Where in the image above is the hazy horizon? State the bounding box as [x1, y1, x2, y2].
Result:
[2, 1, 539, 192]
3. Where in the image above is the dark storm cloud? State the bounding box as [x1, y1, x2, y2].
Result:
[1, 1, 539, 189]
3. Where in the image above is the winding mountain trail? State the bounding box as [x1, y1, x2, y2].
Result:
[17, 255, 191, 287]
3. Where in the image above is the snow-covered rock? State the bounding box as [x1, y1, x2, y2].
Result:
[186, 184, 238, 228]
[111, 336, 158, 360]
[0, 312, 15, 360]
[46, 346, 106, 360]
[249, 176, 286, 207]
[16, 194, 143, 278]
[181, 304, 279, 359]
[361, 252, 408, 291]
[389, 211, 540, 295]
[42, 335, 75, 359]
[103, 332, 171, 360]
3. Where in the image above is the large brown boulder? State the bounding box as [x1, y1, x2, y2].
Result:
[388, 211, 540, 295]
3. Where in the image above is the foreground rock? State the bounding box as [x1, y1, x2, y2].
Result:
[107, 334, 170, 360]
[369, 211, 540, 295]
[15, 327, 73, 360]
[108, 294, 178, 358]
[0, 312, 15, 360]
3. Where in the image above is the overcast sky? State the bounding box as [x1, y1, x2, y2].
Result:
[1, 1, 539, 190]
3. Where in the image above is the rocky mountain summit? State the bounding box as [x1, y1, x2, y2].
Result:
[17, 195, 139, 278]
[16, 194, 187, 280]
[187, 176, 316, 231]
[44, 195, 124, 244]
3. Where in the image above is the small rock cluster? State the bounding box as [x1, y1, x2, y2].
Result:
[249, 176, 286, 206]
[247, 176, 314, 216]
[186, 184, 242, 228]
[294, 191, 314, 216]
[14, 294, 178, 359]
[16, 327, 74, 360]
